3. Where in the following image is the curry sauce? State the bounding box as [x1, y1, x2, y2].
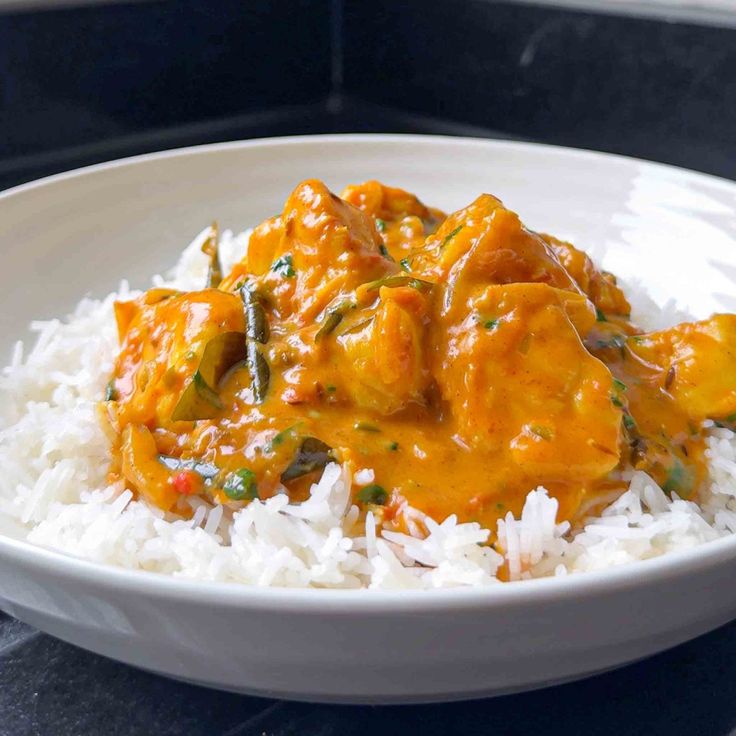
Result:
[104, 179, 736, 533]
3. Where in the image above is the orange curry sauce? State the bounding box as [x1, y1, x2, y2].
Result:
[104, 179, 736, 533]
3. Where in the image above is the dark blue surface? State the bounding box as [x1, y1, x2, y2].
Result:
[1, 610, 736, 735]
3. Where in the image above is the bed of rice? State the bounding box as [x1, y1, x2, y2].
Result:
[2, 227, 736, 590]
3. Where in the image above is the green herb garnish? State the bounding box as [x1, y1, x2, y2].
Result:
[440, 225, 463, 248]
[105, 380, 118, 402]
[201, 223, 223, 288]
[623, 414, 636, 431]
[281, 437, 334, 482]
[378, 244, 394, 261]
[529, 424, 553, 441]
[399, 257, 412, 272]
[364, 275, 433, 293]
[482, 318, 499, 330]
[595, 334, 627, 351]
[223, 468, 258, 501]
[315, 301, 354, 342]
[271, 253, 295, 278]
[240, 285, 271, 403]
[613, 378, 627, 392]
[354, 421, 380, 433]
[375, 218, 386, 233]
[171, 331, 247, 421]
[388, 441, 399, 451]
[662, 459, 693, 497]
[267, 423, 301, 452]
[357, 484, 388, 505]
[611, 395, 624, 408]
[595, 307, 607, 322]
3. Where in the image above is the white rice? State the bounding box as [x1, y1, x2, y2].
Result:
[2, 228, 736, 589]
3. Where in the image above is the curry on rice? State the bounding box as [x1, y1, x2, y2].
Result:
[105, 179, 736, 539]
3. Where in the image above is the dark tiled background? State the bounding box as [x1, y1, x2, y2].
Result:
[1, 1, 736, 734]
[1, 0, 735, 190]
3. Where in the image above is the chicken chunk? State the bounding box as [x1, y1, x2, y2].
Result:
[112, 289, 245, 427]
[341, 180, 445, 260]
[542, 234, 631, 317]
[221, 179, 395, 323]
[433, 283, 621, 480]
[626, 314, 736, 422]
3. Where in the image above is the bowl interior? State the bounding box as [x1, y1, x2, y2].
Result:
[2, 135, 736, 360]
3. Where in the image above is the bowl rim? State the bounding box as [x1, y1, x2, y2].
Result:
[2, 131, 736, 610]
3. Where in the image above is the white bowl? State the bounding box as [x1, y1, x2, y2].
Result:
[1, 134, 736, 704]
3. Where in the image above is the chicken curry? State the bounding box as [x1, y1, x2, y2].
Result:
[104, 179, 736, 533]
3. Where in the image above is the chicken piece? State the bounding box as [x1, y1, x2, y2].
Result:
[341, 180, 445, 261]
[220, 180, 395, 324]
[542, 234, 631, 317]
[328, 285, 431, 415]
[409, 194, 581, 305]
[626, 314, 736, 422]
[433, 283, 621, 480]
[112, 289, 245, 427]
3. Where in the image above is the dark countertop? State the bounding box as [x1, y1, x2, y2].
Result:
[2, 610, 736, 736]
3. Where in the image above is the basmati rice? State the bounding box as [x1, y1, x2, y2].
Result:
[2, 227, 736, 589]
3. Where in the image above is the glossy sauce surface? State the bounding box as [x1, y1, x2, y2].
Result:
[106, 180, 736, 532]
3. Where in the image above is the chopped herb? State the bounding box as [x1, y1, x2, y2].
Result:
[240, 286, 270, 344]
[240, 286, 271, 403]
[315, 301, 354, 342]
[518, 334, 532, 354]
[378, 244, 394, 261]
[595, 334, 627, 351]
[364, 275, 433, 292]
[222, 468, 258, 501]
[159, 455, 219, 482]
[354, 421, 380, 433]
[595, 307, 607, 322]
[171, 331, 247, 421]
[388, 441, 399, 451]
[613, 378, 628, 392]
[326, 384, 337, 393]
[375, 218, 386, 233]
[104, 380, 118, 402]
[201, 223, 223, 288]
[271, 253, 295, 278]
[482, 318, 499, 330]
[623, 414, 637, 431]
[496, 502, 506, 511]
[247, 349, 270, 404]
[357, 484, 388, 505]
[281, 437, 334, 482]
[399, 257, 412, 272]
[662, 459, 693, 497]
[726, 412, 736, 424]
[267, 423, 301, 452]
[611, 395, 624, 408]
[440, 225, 463, 248]
[529, 424, 553, 441]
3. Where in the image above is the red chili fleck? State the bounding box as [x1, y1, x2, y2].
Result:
[170, 470, 201, 495]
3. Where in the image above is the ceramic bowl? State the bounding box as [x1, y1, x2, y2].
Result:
[1, 135, 735, 703]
